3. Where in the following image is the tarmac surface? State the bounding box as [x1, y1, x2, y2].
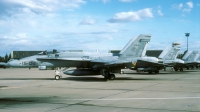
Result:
[0, 68, 200, 112]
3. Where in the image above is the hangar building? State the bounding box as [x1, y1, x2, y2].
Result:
[11, 51, 42, 59]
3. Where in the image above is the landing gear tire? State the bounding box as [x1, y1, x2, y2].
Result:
[155, 70, 159, 74]
[104, 75, 108, 80]
[174, 67, 178, 71]
[148, 71, 152, 74]
[55, 75, 60, 80]
[108, 74, 115, 80]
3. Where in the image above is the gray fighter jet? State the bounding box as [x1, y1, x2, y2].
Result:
[37, 34, 163, 80]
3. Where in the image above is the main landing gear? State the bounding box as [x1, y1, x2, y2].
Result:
[148, 70, 159, 74]
[174, 67, 183, 71]
[104, 74, 115, 80]
[102, 69, 116, 80]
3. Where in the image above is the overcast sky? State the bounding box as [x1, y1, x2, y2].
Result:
[0, 0, 199, 56]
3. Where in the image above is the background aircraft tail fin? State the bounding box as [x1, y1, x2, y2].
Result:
[158, 43, 180, 60]
[119, 34, 151, 59]
[182, 50, 198, 61]
[194, 54, 200, 61]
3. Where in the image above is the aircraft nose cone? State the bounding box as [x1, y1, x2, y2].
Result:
[7, 61, 14, 67]
[7, 60, 20, 67]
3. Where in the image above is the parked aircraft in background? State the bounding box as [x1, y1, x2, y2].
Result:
[158, 43, 185, 71]
[182, 50, 200, 69]
[37, 34, 163, 80]
[0, 62, 7, 68]
[194, 53, 200, 66]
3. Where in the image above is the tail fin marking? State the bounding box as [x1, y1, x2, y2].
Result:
[182, 51, 198, 61]
[159, 43, 180, 60]
[119, 34, 151, 59]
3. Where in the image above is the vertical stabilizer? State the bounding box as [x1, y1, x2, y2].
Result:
[119, 34, 151, 59]
[159, 43, 180, 60]
[182, 50, 198, 61]
[194, 54, 200, 61]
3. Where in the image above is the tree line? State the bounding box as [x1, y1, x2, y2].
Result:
[177, 50, 187, 59]
[0, 54, 11, 63]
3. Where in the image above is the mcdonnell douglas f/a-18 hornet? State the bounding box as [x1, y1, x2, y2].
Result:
[37, 34, 164, 80]
[7, 34, 199, 80]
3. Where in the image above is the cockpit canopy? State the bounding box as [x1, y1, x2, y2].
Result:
[38, 49, 59, 55]
[38, 49, 83, 55]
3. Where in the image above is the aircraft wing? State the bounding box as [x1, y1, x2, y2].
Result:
[37, 57, 132, 69]
[136, 59, 164, 68]
[105, 60, 131, 65]
[91, 60, 131, 69]
[91, 59, 129, 64]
